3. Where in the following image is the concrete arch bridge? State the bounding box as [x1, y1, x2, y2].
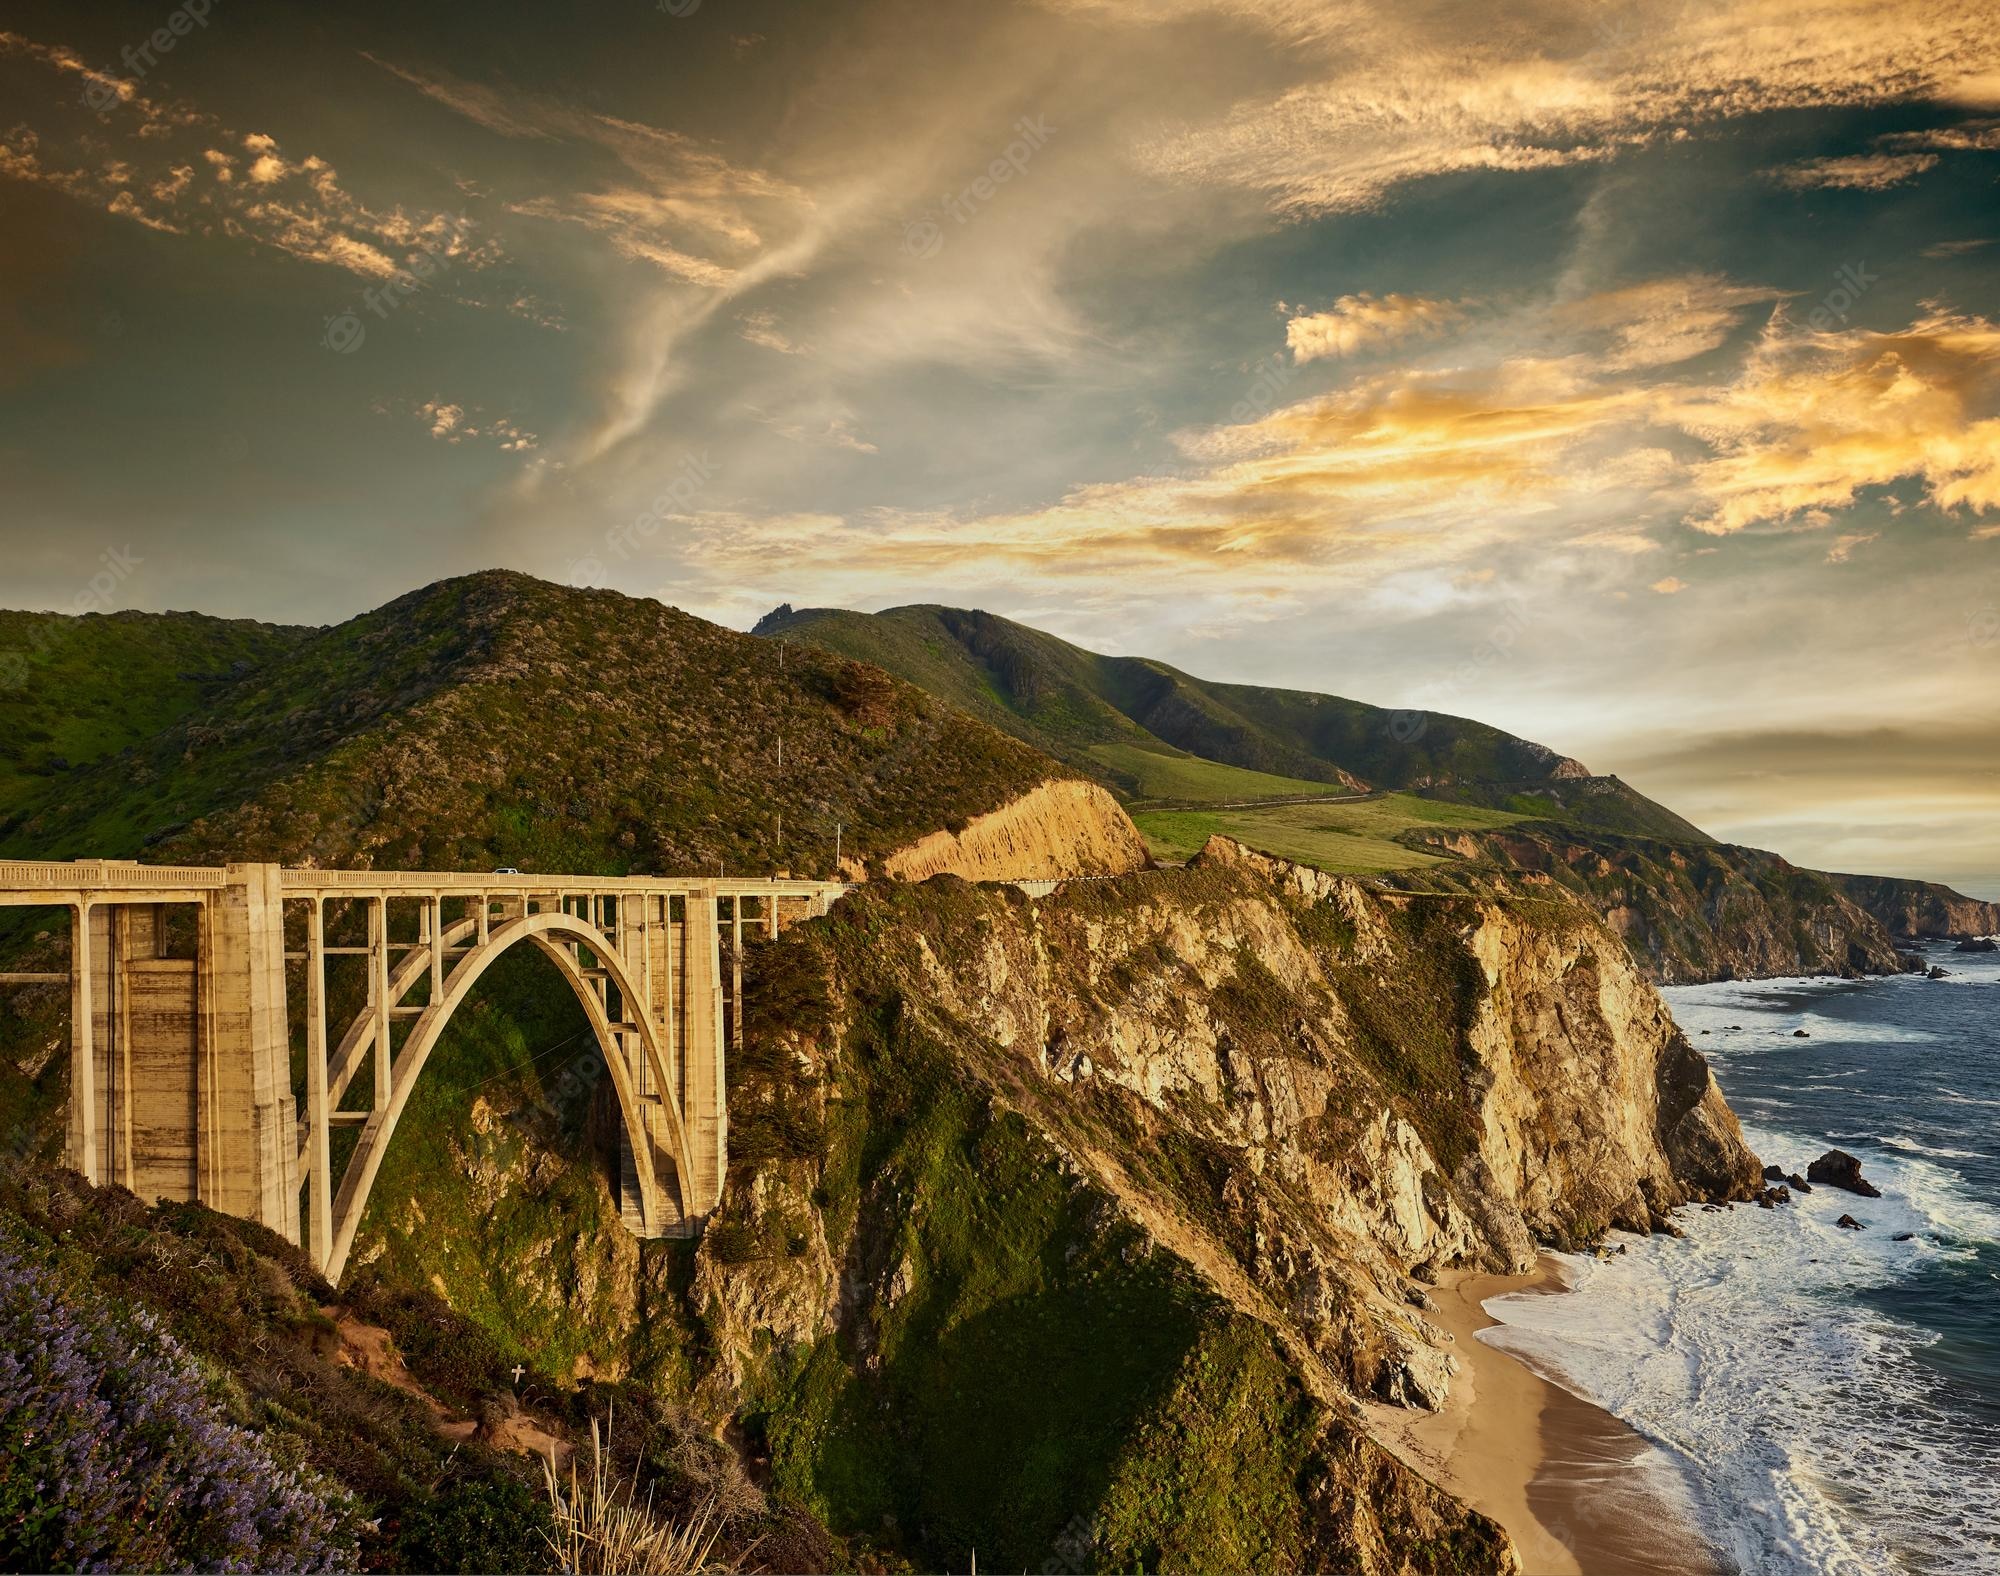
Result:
[0, 861, 846, 1282]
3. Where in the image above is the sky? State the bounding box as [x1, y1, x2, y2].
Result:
[1, 0, 1996, 893]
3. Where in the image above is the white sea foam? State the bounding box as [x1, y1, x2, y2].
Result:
[1478, 1120, 2000, 1575]
[1882, 1133, 1984, 1162]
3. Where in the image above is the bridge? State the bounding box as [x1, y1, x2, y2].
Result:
[0, 860, 848, 1282]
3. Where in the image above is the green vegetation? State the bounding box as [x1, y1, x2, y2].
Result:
[1418, 774, 1713, 844]
[0, 1159, 550, 1572]
[353, 947, 703, 1389]
[1086, 741, 1340, 803]
[0, 573, 1059, 875]
[744, 993, 1217, 1569]
[1134, 791, 1522, 874]
[757, 601, 1592, 797]
[1093, 1320, 1324, 1571]
[0, 609, 305, 822]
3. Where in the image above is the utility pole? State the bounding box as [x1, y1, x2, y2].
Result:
[834, 822, 842, 878]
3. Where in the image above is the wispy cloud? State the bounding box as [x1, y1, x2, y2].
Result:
[1769, 151, 1939, 189]
[1285, 292, 1469, 362]
[675, 286, 2000, 609]
[1076, 0, 2000, 214]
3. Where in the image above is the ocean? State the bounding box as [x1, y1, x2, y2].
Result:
[1480, 939, 2000, 1576]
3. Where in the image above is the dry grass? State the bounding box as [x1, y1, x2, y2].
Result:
[541, 1417, 733, 1576]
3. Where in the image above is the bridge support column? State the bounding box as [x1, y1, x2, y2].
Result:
[682, 893, 726, 1217]
[65, 901, 98, 1185]
[196, 864, 299, 1243]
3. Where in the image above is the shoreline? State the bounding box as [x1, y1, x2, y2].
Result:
[1367, 1254, 1717, 1576]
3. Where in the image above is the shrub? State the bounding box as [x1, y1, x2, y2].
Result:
[0, 1237, 355, 1572]
[392, 1467, 555, 1575]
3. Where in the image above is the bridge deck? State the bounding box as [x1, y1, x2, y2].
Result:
[0, 860, 851, 905]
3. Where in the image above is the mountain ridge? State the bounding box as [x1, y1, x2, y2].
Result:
[753, 599, 1986, 982]
[754, 602, 1595, 801]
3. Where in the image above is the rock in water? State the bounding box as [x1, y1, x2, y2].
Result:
[1786, 1173, 1813, 1193]
[1808, 1149, 1883, 1198]
[1953, 936, 1997, 953]
[1793, 1028, 1811, 1037]
[1763, 1164, 1786, 1181]
[1836, 1214, 1865, 1231]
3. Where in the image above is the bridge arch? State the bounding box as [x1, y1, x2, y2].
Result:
[323, 910, 697, 1284]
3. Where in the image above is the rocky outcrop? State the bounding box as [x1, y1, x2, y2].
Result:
[1823, 872, 2000, 942]
[880, 777, 1149, 882]
[1807, 1149, 1882, 1198]
[1395, 825, 1911, 984]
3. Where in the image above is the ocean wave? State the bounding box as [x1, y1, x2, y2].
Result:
[1480, 1120, 2000, 1575]
[1881, 1134, 1984, 1162]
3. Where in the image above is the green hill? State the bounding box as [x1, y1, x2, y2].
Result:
[753, 603, 1592, 803]
[0, 573, 1062, 877]
[0, 607, 307, 824]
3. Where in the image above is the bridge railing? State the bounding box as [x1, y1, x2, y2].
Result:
[0, 860, 232, 893]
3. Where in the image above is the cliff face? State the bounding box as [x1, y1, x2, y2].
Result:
[880, 778, 1150, 882]
[1401, 825, 1912, 983]
[1823, 871, 2000, 940]
[688, 841, 1757, 1569]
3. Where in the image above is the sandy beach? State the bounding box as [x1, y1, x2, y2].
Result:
[1367, 1255, 1718, 1576]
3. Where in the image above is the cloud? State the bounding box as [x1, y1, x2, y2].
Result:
[1083, 0, 2000, 214]
[1285, 293, 1468, 362]
[369, 56, 809, 289]
[738, 309, 808, 354]
[1923, 237, 1995, 259]
[1553, 275, 1788, 370]
[1770, 152, 1939, 189]
[1825, 531, 1879, 562]
[377, 397, 539, 452]
[670, 286, 2000, 614]
[0, 33, 501, 287]
[1879, 118, 2000, 152]
[1666, 309, 2000, 534]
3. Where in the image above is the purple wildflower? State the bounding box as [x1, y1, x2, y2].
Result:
[0, 1238, 356, 1572]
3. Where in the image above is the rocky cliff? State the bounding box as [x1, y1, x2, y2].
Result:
[1823, 871, 2000, 941]
[683, 840, 1758, 1568]
[880, 778, 1150, 882]
[335, 839, 1758, 1570]
[1398, 824, 1913, 984]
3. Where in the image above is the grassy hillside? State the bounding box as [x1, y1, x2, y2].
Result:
[1416, 773, 1714, 844]
[1134, 792, 1523, 874]
[1085, 742, 1340, 803]
[756, 603, 1590, 798]
[0, 608, 306, 822]
[0, 574, 1063, 877]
